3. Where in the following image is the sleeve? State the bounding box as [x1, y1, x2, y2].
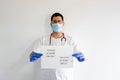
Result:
[70, 37, 85, 62]
[70, 38, 81, 53]
[32, 40, 39, 51]
[32, 38, 43, 52]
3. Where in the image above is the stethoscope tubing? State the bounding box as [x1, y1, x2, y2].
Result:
[49, 33, 66, 45]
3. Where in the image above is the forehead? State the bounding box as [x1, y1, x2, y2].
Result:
[52, 16, 62, 20]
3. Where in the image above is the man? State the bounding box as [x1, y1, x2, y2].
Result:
[30, 12, 85, 80]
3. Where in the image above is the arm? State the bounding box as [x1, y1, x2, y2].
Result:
[70, 38, 85, 62]
[29, 38, 43, 62]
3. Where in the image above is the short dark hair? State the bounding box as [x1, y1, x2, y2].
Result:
[51, 12, 64, 21]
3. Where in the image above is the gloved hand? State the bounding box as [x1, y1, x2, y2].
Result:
[72, 52, 85, 62]
[30, 52, 43, 62]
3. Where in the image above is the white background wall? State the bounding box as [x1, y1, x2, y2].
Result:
[0, 0, 120, 80]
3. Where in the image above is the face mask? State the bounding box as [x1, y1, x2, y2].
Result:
[52, 23, 63, 33]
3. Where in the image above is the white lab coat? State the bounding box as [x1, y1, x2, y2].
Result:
[32, 34, 81, 80]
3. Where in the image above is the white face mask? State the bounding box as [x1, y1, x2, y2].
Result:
[52, 23, 63, 33]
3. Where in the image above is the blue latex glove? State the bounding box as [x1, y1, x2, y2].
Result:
[72, 52, 85, 62]
[30, 52, 43, 62]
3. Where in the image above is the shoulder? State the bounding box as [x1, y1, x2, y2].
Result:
[33, 35, 50, 43]
[65, 34, 79, 45]
[37, 35, 50, 40]
[64, 34, 74, 42]
[65, 34, 72, 39]
[41, 35, 50, 40]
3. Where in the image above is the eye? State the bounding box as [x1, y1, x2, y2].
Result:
[52, 20, 63, 23]
[53, 20, 57, 23]
[58, 20, 62, 23]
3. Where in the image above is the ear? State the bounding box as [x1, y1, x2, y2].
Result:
[62, 22, 64, 27]
[50, 22, 52, 27]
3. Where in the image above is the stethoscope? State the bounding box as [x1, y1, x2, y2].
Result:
[49, 33, 66, 45]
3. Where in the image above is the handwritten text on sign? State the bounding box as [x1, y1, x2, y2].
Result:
[34, 46, 73, 69]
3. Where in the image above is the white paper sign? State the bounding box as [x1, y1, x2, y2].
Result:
[34, 46, 73, 69]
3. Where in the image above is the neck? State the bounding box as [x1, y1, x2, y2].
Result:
[51, 32, 63, 38]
